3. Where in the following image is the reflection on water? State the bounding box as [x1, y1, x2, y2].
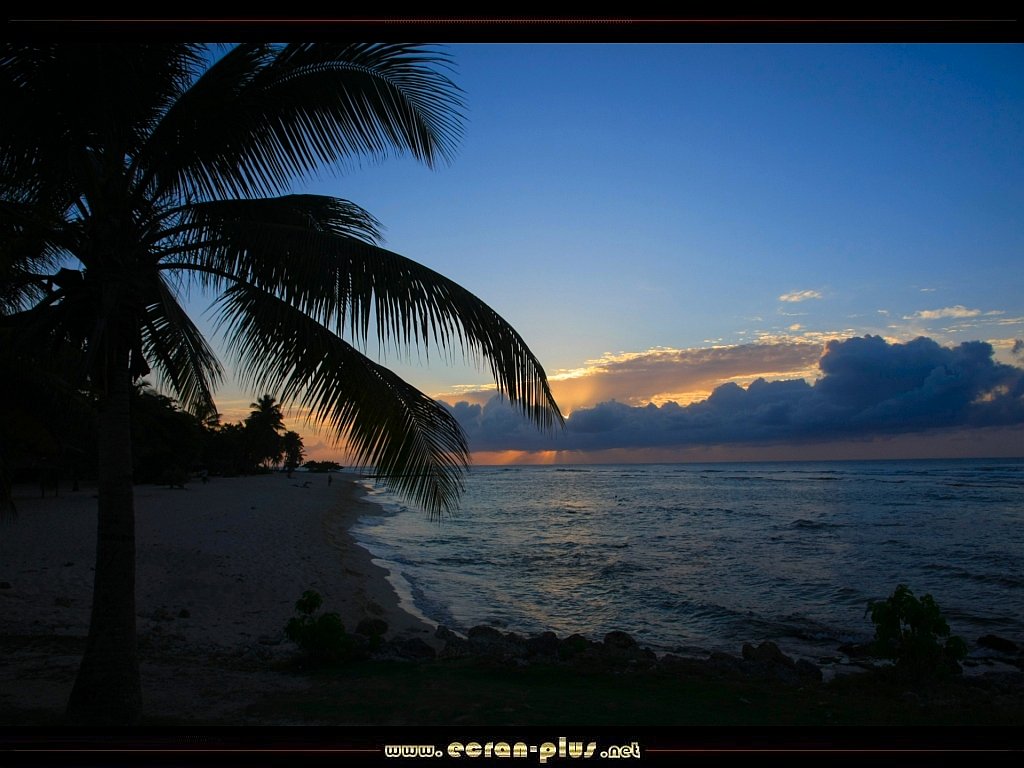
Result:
[353, 459, 1024, 660]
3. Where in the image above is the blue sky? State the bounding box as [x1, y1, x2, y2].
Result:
[192, 43, 1024, 462]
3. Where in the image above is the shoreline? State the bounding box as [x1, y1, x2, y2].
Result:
[0, 472, 436, 720]
[322, 476, 440, 644]
[0, 473, 435, 648]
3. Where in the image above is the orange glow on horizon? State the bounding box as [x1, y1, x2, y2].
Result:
[253, 426, 1024, 469]
[471, 450, 564, 465]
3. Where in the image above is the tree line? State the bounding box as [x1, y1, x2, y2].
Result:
[4, 387, 312, 494]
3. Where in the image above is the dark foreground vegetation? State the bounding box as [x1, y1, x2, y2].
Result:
[253, 660, 1024, 727]
[0, 628, 1020, 727]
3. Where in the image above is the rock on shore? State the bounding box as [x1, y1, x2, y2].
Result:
[369, 625, 827, 686]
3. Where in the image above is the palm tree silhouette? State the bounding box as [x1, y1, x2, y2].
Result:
[281, 430, 305, 477]
[1, 43, 561, 723]
[245, 394, 286, 468]
[248, 395, 285, 433]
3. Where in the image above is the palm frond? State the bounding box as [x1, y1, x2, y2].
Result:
[170, 194, 563, 431]
[0, 198, 74, 314]
[140, 43, 464, 201]
[138, 274, 222, 416]
[215, 281, 467, 517]
[1, 43, 204, 207]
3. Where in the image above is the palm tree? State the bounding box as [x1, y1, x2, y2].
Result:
[245, 394, 286, 468]
[281, 430, 305, 477]
[248, 394, 285, 433]
[1, 43, 561, 724]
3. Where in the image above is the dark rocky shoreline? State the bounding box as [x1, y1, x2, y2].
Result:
[357, 622, 1024, 694]
[2, 625, 1021, 725]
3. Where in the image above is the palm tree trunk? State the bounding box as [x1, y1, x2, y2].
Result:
[65, 345, 142, 724]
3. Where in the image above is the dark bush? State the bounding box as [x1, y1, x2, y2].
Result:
[867, 584, 968, 679]
[285, 590, 358, 665]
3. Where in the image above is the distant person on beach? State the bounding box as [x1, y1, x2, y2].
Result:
[328, 475, 333, 486]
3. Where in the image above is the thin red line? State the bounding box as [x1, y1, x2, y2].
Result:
[12, 17, 1016, 23]
[647, 753, 1015, 757]
[12, 753, 385, 757]
[14, 748, 1016, 754]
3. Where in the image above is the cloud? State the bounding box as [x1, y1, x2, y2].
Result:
[905, 305, 983, 320]
[438, 341, 826, 414]
[446, 336, 1024, 453]
[779, 289, 823, 303]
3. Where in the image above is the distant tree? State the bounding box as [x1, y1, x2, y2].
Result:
[304, 460, 343, 473]
[203, 421, 250, 476]
[247, 394, 285, 433]
[245, 394, 285, 469]
[131, 382, 202, 486]
[281, 430, 305, 476]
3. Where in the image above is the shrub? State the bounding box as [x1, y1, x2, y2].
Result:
[867, 584, 968, 679]
[285, 590, 358, 665]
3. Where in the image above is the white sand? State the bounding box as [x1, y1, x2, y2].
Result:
[0, 473, 436, 722]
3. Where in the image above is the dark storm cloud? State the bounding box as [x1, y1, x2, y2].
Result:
[440, 340, 825, 413]
[446, 336, 1024, 452]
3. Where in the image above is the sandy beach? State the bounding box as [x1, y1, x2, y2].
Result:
[2, 471, 1021, 732]
[0, 473, 434, 722]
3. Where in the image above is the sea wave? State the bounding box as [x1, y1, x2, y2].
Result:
[354, 458, 1024, 658]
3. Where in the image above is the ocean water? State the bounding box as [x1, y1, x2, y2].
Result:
[350, 459, 1024, 662]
